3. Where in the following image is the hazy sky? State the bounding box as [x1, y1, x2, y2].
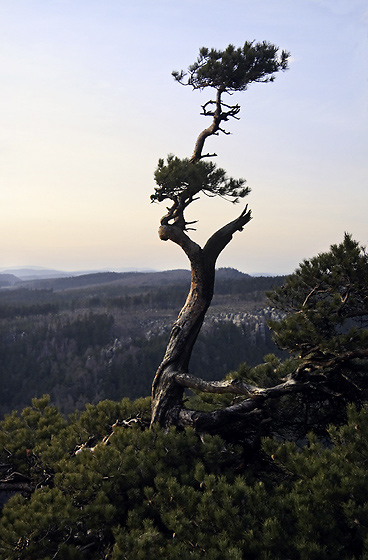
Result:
[1, 0, 367, 274]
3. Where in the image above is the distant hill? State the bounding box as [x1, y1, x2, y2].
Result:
[0, 266, 156, 280]
[11, 267, 251, 292]
[0, 274, 21, 287]
[216, 267, 250, 279]
[15, 270, 186, 291]
[1, 267, 71, 280]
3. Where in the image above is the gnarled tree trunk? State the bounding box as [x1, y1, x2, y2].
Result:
[151, 208, 251, 428]
[150, 45, 293, 433]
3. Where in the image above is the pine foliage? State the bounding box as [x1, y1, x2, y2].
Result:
[151, 155, 249, 207]
[268, 233, 368, 361]
[172, 42, 289, 92]
[2, 397, 368, 558]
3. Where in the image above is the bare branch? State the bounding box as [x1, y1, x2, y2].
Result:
[295, 348, 368, 380]
[177, 399, 261, 431]
[175, 372, 308, 399]
[0, 471, 34, 494]
[191, 93, 241, 162]
[203, 204, 252, 265]
[200, 152, 217, 159]
[218, 127, 231, 135]
[0, 481, 34, 494]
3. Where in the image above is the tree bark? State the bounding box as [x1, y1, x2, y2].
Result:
[189, 89, 224, 163]
[151, 76, 252, 430]
[151, 206, 251, 427]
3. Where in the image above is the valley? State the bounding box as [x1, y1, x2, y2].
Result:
[0, 268, 287, 417]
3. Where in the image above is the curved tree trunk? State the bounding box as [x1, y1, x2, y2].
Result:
[150, 205, 315, 436]
[189, 88, 224, 164]
[149, 42, 293, 433]
[151, 207, 252, 427]
[151, 249, 214, 426]
[150, 77, 254, 429]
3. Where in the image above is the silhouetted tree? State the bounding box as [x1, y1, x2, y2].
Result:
[150, 42, 290, 428]
[151, 57, 368, 438]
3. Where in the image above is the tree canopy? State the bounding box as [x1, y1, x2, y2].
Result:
[172, 42, 289, 163]
[268, 233, 368, 394]
[172, 42, 289, 92]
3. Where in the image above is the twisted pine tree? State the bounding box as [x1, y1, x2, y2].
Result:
[150, 42, 290, 430]
[268, 234, 368, 410]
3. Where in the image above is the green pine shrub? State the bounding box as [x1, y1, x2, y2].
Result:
[2, 397, 368, 559]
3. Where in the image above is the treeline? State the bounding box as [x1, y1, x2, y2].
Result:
[214, 274, 287, 298]
[0, 271, 286, 418]
[0, 302, 59, 319]
[106, 275, 287, 310]
[0, 271, 286, 309]
[0, 309, 282, 418]
[0, 312, 115, 417]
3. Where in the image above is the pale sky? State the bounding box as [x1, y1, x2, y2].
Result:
[0, 0, 367, 275]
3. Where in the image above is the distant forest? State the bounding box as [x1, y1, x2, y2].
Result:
[0, 269, 287, 417]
